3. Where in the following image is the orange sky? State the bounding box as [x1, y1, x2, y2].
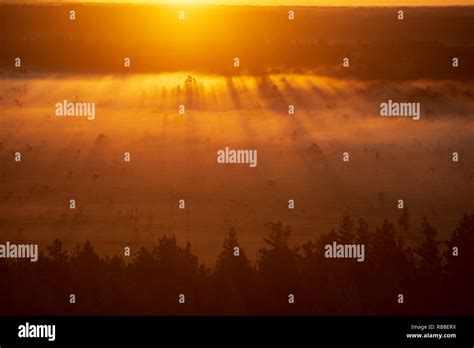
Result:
[4, 0, 474, 5]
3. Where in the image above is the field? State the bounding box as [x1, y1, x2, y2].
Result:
[0, 3, 472, 258]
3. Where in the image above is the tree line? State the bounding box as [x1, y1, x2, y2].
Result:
[0, 213, 472, 315]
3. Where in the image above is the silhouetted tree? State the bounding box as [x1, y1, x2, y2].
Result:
[356, 218, 370, 244]
[411, 217, 442, 314]
[46, 239, 69, 264]
[398, 206, 410, 233]
[305, 217, 360, 314]
[357, 219, 415, 315]
[415, 217, 441, 274]
[153, 235, 203, 314]
[212, 228, 256, 314]
[337, 214, 355, 243]
[257, 222, 301, 314]
[69, 241, 103, 314]
[445, 213, 474, 314]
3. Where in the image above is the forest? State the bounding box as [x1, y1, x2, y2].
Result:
[0, 213, 472, 315]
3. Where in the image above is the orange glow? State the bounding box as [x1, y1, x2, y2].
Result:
[3, 0, 474, 5]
